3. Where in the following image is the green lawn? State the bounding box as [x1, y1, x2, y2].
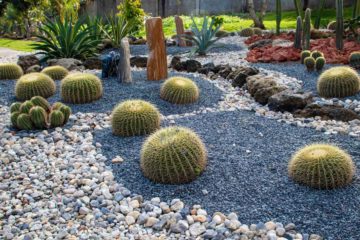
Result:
[0, 38, 35, 52]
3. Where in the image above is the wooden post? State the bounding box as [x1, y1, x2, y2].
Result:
[175, 16, 186, 47]
[117, 38, 132, 83]
[145, 17, 168, 81]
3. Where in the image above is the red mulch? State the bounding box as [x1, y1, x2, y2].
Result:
[244, 32, 295, 45]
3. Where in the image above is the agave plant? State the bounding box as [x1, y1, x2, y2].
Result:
[32, 16, 101, 61]
[84, 15, 106, 41]
[185, 16, 222, 56]
[100, 14, 133, 48]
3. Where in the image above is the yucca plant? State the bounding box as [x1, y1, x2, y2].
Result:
[185, 16, 222, 56]
[100, 14, 133, 48]
[84, 15, 106, 42]
[32, 16, 101, 61]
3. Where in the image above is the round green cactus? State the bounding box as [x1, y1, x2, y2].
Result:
[52, 102, 64, 110]
[10, 102, 21, 113]
[29, 106, 47, 129]
[317, 66, 360, 98]
[41, 66, 69, 80]
[59, 105, 71, 124]
[16, 113, 33, 130]
[61, 73, 103, 104]
[160, 77, 199, 104]
[0, 63, 23, 80]
[311, 51, 323, 60]
[49, 110, 65, 128]
[288, 144, 355, 189]
[304, 57, 316, 71]
[349, 51, 360, 69]
[239, 28, 254, 37]
[215, 30, 229, 38]
[252, 27, 262, 35]
[140, 127, 207, 184]
[111, 100, 161, 137]
[30, 96, 51, 112]
[315, 57, 326, 71]
[15, 73, 56, 100]
[300, 50, 311, 64]
[19, 101, 35, 114]
[11, 111, 20, 128]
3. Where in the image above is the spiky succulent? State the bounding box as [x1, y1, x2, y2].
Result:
[140, 127, 207, 184]
[315, 57, 326, 71]
[300, 50, 311, 64]
[252, 27, 262, 35]
[311, 50, 323, 60]
[19, 101, 35, 114]
[239, 28, 254, 37]
[41, 66, 69, 80]
[317, 66, 360, 98]
[288, 144, 355, 189]
[349, 52, 360, 69]
[16, 113, 33, 130]
[304, 57, 316, 71]
[49, 110, 65, 128]
[29, 106, 48, 129]
[15, 73, 56, 100]
[10, 102, 21, 113]
[0, 63, 23, 80]
[30, 96, 51, 112]
[61, 73, 103, 104]
[160, 77, 199, 104]
[111, 100, 160, 137]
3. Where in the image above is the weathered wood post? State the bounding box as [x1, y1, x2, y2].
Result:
[117, 38, 132, 83]
[145, 17, 168, 81]
[175, 15, 186, 47]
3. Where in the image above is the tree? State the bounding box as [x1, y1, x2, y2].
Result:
[247, 0, 268, 29]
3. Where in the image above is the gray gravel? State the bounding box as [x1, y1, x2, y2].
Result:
[95, 109, 360, 240]
[0, 70, 223, 115]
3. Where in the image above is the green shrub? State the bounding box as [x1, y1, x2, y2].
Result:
[41, 66, 69, 80]
[300, 50, 311, 64]
[117, 0, 145, 35]
[111, 100, 161, 137]
[140, 127, 207, 184]
[288, 144, 355, 189]
[61, 73, 103, 104]
[349, 51, 360, 69]
[15, 73, 56, 101]
[160, 77, 199, 104]
[239, 28, 254, 37]
[315, 57, 326, 71]
[0, 63, 23, 80]
[317, 66, 360, 98]
[304, 57, 316, 71]
[100, 14, 133, 48]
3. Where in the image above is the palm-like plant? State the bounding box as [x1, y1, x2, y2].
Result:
[185, 16, 222, 56]
[100, 14, 133, 48]
[32, 16, 100, 61]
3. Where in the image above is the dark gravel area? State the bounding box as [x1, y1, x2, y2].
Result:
[0, 70, 223, 115]
[252, 62, 360, 100]
[95, 110, 360, 240]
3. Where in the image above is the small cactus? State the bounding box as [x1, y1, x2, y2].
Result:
[349, 51, 360, 69]
[61, 73, 103, 104]
[29, 106, 47, 129]
[140, 127, 207, 184]
[59, 105, 71, 124]
[276, 0, 282, 35]
[302, 8, 311, 50]
[52, 102, 64, 110]
[49, 110, 65, 128]
[16, 113, 33, 130]
[317, 66, 360, 98]
[19, 101, 35, 114]
[11, 111, 20, 128]
[0, 63, 23, 80]
[336, 0, 344, 50]
[10, 102, 21, 113]
[315, 57, 326, 71]
[239, 28, 254, 37]
[111, 100, 161, 137]
[30, 96, 51, 112]
[304, 57, 316, 71]
[215, 30, 229, 38]
[41, 66, 69, 80]
[294, 16, 302, 49]
[311, 51, 323, 60]
[15, 73, 56, 100]
[300, 50, 311, 64]
[288, 144, 355, 189]
[160, 77, 199, 104]
[252, 28, 262, 35]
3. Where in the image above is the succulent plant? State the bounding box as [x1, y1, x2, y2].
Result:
[304, 57, 316, 71]
[15, 73, 56, 100]
[311, 51, 323, 60]
[41, 66, 69, 80]
[11, 111, 20, 127]
[19, 101, 35, 114]
[111, 100, 160, 137]
[30, 96, 51, 112]
[294, 16, 302, 50]
[140, 127, 207, 184]
[288, 144, 355, 189]
[239, 28, 254, 37]
[300, 50, 311, 64]
[302, 8, 311, 50]
[160, 77, 199, 104]
[349, 51, 360, 69]
[10, 102, 21, 113]
[315, 57, 326, 71]
[16, 113, 33, 130]
[59, 105, 71, 124]
[29, 106, 48, 129]
[61, 73, 103, 104]
[252, 28, 262, 35]
[0, 63, 23, 80]
[49, 110, 65, 128]
[52, 102, 64, 110]
[317, 66, 360, 98]
[327, 21, 337, 30]
[336, 0, 344, 50]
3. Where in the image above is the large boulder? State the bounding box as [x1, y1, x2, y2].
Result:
[83, 57, 102, 70]
[254, 86, 287, 105]
[17, 54, 40, 72]
[47, 58, 84, 71]
[231, 67, 260, 88]
[198, 62, 215, 75]
[26, 65, 41, 73]
[130, 56, 148, 68]
[170, 56, 185, 71]
[184, 59, 202, 72]
[246, 75, 277, 95]
[294, 104, 360, 122]
[268, 91, 313, 112]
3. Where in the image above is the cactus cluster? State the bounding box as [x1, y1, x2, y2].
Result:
[239, 28, 254, 37]
[0, 63, 23, 80]
[41, 66, 69, 80]
[10, 96, 71, 130]
[304, 57, 315, 71]
[61, 73, 103, 104]
[160, 76, 199, 104]
[349, 52, 360, 69]
[140, 127, 207, 184]
[317, 66, 360, 98]
[301, 50, 326, 71]
[15, 73, 56, 101]
[111, 100, 161, 137]
[288, 144, 355, 189]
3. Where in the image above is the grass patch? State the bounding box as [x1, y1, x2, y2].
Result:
[0, 38, 36, 52]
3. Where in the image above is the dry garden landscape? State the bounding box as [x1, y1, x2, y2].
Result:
[0, 0, 360, 239]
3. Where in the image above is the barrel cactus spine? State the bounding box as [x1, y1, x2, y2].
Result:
[302, 8, 311, 50]
[15, 73, 56, 100]
[304, 57, 316, 71]
[349, 52, 360, 69]
[30, 96, 51, 112]
[336, 0, 344, 50]
[140, 127, 207, 184]
[19, 101, 35, 114]
[160, 77, 199, 105]
[301, 50, 311, 64]
[294, 16, 302, 49]
[10, 102, 21, 113]
[315, 57, 326, 71]
[49, 110, 65, 128]
[29, 106, 48, 129]
[0, 63, 23, 80]
[16, 113, 33, 130]
[41, 66, 69, 80]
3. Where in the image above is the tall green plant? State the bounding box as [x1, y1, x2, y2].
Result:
[276, 0, 282, 35]
[314, 0, 326, 29]
[100, 15, 133, 48]
[293, 0, 303, 18]
[302, 8, 311, 50]
[336, 0, 344, 50]
[117, 0, 145, 34]
[353, 0, 360, 18]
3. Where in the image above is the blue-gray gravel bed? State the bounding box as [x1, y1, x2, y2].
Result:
[94, 110, 360, 240]
[0, 70, 223, 115]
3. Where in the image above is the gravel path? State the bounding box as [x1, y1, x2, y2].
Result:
[0, 70, 223, 115]
[95, 109, 360, 239]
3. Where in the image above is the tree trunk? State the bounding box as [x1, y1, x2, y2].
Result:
[248, 0, 266, 29]
[117, 38, 132, 83]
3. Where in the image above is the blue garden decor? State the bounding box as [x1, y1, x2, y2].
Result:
[101, 51, 121, 78]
